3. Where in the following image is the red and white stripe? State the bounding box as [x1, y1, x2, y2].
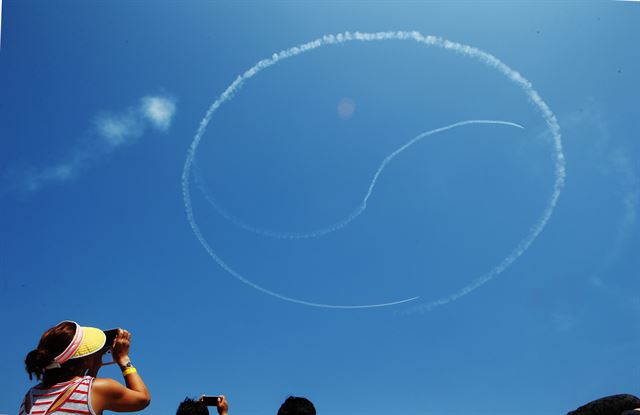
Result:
[19, 376, 95, 415]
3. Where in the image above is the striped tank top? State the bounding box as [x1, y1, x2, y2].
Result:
[19, 376, 95, 415]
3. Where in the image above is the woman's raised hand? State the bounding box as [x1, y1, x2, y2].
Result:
[112, 329, 132, 366]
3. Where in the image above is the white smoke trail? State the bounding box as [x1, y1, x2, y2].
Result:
[182, 31, 565, 310]
[195, 120, 524, 240]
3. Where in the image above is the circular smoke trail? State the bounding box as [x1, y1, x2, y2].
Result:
[182, 31, 565, 311]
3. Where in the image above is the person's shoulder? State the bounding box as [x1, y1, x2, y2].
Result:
[92, 377, 128, 400]
[92, 377, 121, 389]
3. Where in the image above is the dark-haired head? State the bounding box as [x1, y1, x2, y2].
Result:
[176, 398, 209, 415]
[277, 396, 316, 415]
[25, 322, 101, 385]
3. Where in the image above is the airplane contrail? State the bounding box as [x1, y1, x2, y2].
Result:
[195, 120, 524, 240]
[182, 31, 565, 310]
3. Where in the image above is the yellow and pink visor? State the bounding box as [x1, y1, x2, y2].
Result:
[44, 321, 107, 370]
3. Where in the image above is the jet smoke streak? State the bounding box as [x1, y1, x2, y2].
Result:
[182, 31, 565, 310]
[195, 120, 524, 240]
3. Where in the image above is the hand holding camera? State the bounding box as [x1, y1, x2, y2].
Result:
[200, 395, 228, 415]
[100, 328, 133, 368]
[111, 329, 132, 367]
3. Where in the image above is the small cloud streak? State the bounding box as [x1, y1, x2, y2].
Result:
[590, 112, 639, 277]
[95, 112, 142, 148]
[8, 94, 177, 193]
[142, 96, 176, 131]
[565, 102, 639, 291]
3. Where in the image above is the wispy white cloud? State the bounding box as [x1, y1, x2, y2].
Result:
[141, 96, 177, 131]
[36, 164, 75, 185]
[588, 109, 638, 279]
[95, 94, 177, 148]
[18, 157, 86, 193]
[563, 102, 639, 290]
[95, 112, 143, 148]
[6, 93, 177, 193]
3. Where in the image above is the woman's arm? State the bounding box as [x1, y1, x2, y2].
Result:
[91, 329, 151, 413]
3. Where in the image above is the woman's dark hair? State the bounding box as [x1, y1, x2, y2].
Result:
[277, 396, 316, 415]
[176, 398, 209, 415]
[24, 322, 94, 384]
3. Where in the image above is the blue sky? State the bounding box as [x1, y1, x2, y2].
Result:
[1, 1, 639, 414]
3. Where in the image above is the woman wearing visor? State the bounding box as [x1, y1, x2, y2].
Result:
[20, 321, 151, 415]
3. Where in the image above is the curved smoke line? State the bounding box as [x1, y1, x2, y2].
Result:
[182, 31, 565, 310]
[194, 120, 524, 240]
